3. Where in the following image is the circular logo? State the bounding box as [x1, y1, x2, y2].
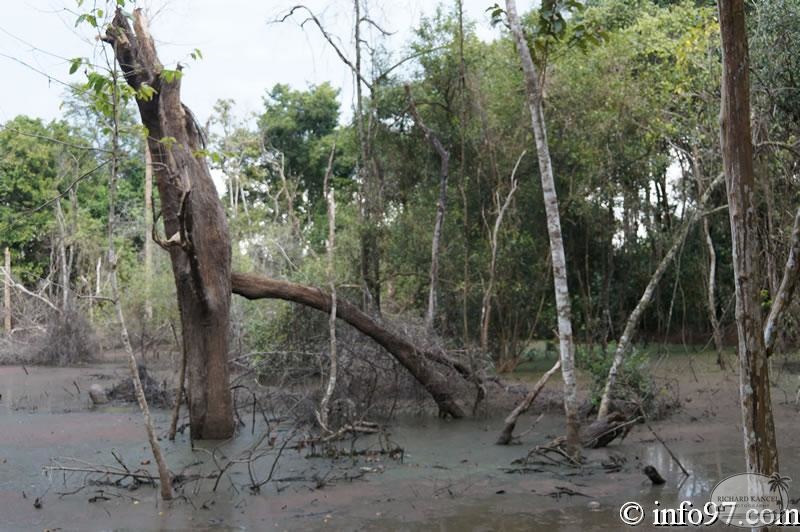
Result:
[710, 473, 791, 528]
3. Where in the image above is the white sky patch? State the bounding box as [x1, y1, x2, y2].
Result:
[610, 156, 688, 249]
[0, 0, 519, 127]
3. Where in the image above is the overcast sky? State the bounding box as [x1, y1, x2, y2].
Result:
[0, 0, 530, 126]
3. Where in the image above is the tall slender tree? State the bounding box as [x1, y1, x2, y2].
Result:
[505, 0, 579, 456]
[405, 85, 450, 330]
[717, 0, 779, 475]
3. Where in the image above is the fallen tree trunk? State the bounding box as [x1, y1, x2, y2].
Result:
[496, 359, 560, 445]
[231, 272, 469, 418]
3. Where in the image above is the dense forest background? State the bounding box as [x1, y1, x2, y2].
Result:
[1, 0, 798, 383]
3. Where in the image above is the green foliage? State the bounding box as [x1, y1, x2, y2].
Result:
[257, 83, 353, 205]
[576, 346, 652, 405]
[0, 116, 105, 283]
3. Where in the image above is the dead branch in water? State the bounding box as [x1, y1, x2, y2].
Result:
[638, 406, 689, 478]
[497, 359, 560, 445]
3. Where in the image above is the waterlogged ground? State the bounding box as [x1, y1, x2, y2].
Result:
[2, 351, 800, 531]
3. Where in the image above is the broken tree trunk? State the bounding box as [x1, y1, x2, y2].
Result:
[497, 358, 560, 445]
[104, 8, 234, 439]
[405, 85, 450, 331]
[718, 0, 778, 475]
[597, 172, 724, 420]
[506, 0, 580, 457]
[231, 272, 467, 418]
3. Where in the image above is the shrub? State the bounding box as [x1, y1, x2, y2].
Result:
[576, 345, 653, 410]
[34, 309, 98, 365]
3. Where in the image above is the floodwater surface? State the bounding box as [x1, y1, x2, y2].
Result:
[2, 354, 799, 531]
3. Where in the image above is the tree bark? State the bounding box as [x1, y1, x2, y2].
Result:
[505, 0, 580, 457]
[104, 8, 234, 439]
[718, 0, 779, 477]
[598, 173, 724, 419]
[404, 85, 450, 331]
[231, 272, 467, 418]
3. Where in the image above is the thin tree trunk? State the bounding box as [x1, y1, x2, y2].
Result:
[458, 0, 470, 346]
[718, 0, 778, 477]
[353, 0, 381, 314]
[318, 147, 338, 432]
[90, 256, 101, 323]
[144, 143, 154, 322]
[107, 60, 172, 501]
[497, 358, 560, 445]
[505, 0, 579, 457]
[405, 85, 450, 331]
[693, 150, 725, 367]
[600, 202, 614, 352]
[703, 217, 725, 367]
[764, 206, 800, 354]
[231, 272, 469, 418]
[4, 247, 10, 334]
[104, 9, 234, 439]
[598, 173, 723, 419]
[480, 153, 523, 353]
[54, 200, 70, 311]
[168, 344, 187, 441]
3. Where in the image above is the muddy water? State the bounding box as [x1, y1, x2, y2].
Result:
[1, 359, 799, 531]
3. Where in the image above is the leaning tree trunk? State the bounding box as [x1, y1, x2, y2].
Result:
[104, 9, 234, 440]
[597, 173, 723, 419]
[764, 206, 800, 354]
[231, 272, 469, 418]
[718, 0, 778, 476]
[506, 0, 580, 457]
[497, 359, 560, 445]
